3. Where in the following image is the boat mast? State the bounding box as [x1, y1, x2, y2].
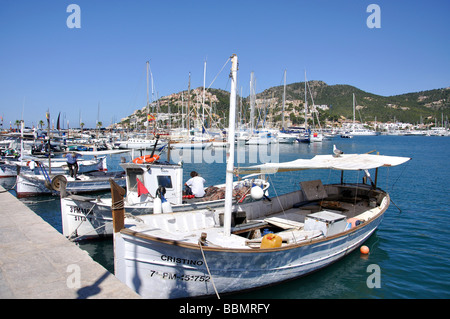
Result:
[304, 70, 308, 131]
[181, 92, 184, 130]
[224, 54, 238, 237]
[187, 72, 191, 134]
[282, 69, 286, 130]
[250, 71, 255, 132]
[202, 59, 206, 132]
[146, 61, 150, 139]
[353, 93, 356, 129]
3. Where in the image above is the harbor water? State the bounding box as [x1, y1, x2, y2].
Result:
[5, 135, 450, 299]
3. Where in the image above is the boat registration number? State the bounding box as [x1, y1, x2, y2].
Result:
[148, 269, 210, 282]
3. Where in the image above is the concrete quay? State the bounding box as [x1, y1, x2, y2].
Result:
[0, 185, 140, 299]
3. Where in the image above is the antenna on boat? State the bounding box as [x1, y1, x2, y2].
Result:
[224, 54, 238, 237]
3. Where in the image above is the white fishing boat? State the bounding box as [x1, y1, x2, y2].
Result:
[0, 156, 105, 177]
[111, 55, 411, 299]
[16, 170, 126, 198]
[60, 158, 269, 241]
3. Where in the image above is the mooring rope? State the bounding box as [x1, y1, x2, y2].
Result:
[68, 203, 97, 241]
[198, 240, 220, 299]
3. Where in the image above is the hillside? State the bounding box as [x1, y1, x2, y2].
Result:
[119, 82, 450, 129]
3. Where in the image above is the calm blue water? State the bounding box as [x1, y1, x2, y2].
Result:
[7, 135, 450, 299]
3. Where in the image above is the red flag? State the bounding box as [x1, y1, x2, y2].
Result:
[136, 178, 149, 197]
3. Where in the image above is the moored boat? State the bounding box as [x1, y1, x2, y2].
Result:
[60, 159, 269, 241]
[16, 170, 126, 198]
[111, 55, 411, 299]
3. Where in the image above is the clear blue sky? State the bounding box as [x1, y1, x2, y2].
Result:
[0, 0, 448, 128]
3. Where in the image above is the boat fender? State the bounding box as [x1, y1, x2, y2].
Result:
[132, 154, 160, 164]
[26, 160, 36, 170]
[153, 197, 162, 214]
[153, 186, 166, 214]
[161, 195, 173, 213]
[250, 184, 264, 200]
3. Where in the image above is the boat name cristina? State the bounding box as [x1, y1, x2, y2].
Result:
[161, 254, 204, 266]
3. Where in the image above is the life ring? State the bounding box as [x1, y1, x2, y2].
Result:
[132, 154, 160, 164]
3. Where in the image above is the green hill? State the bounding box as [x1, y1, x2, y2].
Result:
[119, 82, 449, 128]
[256, 81, 449, 124]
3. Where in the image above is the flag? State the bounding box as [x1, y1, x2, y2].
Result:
[147, 114, 155, 122]
[56, 112, 61, 130]
[136, 178, 149, 197]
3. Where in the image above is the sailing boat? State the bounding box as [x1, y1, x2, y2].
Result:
[345, 93, 378, 136]
[278, 69, 297, 144]
[297, 71, 311, 143]
[117, 61, 167, 150]
[169, 70, 214, 150]
[111, 54, 410, 299]
[305, 73, 323, 142]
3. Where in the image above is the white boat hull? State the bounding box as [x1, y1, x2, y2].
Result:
[60, 178, 269, 240]
[117, 139, 165, 149]
[16, 172, 125, 198]
[277, 136, 297, 144]
[170, 142, 212, 149]
[114, 203, 384, 298]
[0, 157, 105, 177]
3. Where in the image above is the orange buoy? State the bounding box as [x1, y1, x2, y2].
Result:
[132, 154, 160, 164]
[360, 245, 370, 254]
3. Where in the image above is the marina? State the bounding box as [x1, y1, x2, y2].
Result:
[1, 1, 448, 301]
[1, 124, 449, 299]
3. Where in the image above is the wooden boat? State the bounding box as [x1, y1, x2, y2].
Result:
[0, 156, 106, 177]
[16, 170, 126, 198]
[111, 55, 411, 299]
[60, 160, 269, 241]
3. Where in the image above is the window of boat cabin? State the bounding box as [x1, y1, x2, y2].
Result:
[157, 175, 173, 189]
[127, 168, 144, 192]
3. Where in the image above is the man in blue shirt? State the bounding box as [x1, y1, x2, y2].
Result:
[65, 152, 82, 179]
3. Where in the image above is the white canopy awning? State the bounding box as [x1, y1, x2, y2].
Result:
[238, 154, 411, 175]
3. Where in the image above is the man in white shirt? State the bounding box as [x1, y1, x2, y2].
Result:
[185, 171, 206, 198]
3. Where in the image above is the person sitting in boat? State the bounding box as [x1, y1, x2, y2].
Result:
[65, 152, 82, 180]
[185, 171, 206, 198]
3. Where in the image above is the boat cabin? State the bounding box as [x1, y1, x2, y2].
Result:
[121, 162, 183, 206]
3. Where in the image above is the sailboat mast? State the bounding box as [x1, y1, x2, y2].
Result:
[224, 54, 238, 237]
[282, 69, 286, 130]
[353, 93, 356, 127]
[202, 59, 206, 131]
[304, 70, 308, 130]
[146, 61, 150, 138]
[187, 72, 191, 133]
[181, 92, 185, 130]
[250, 71, 255, 132]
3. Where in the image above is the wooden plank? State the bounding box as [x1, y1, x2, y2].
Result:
[264, 217, 304, 229]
